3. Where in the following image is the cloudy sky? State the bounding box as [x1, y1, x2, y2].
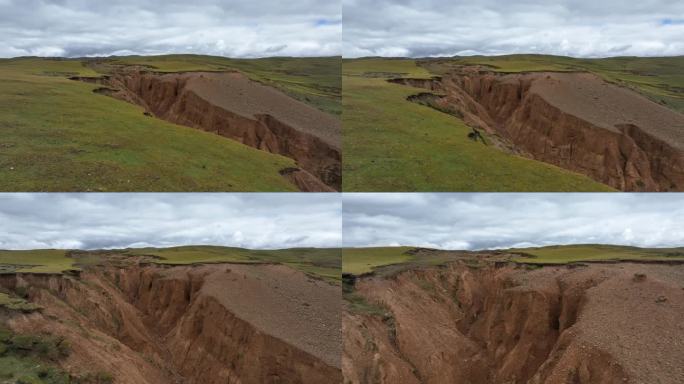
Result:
[343, 0, 684, 58]
[343, 193, 684, 250]
[0, 0, 341, 58]
[0, 194, 341, 250]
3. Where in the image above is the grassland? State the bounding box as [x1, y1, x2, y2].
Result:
[0, 246, 341, 282]
[510, 244, 684, 264]
[0, 293, 42, 312]
[0, 249, 75, 274]
[0, 55, 340, 191]
[342, 244, 684, 275]
[0, 327, 77, 384]
[342, 58, 614, 191]
[342, 247, 417, 275]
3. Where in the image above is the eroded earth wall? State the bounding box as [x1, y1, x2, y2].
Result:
[391, 69, 684, 191]
[0, 263, 342, 384]
[344, 262, 684, 384]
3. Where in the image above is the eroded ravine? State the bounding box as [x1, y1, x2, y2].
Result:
[0, 262, 342, 383]
[72, 71, 341, 192]
[344, 261, 684, 384]
[390, 69, 684, 191]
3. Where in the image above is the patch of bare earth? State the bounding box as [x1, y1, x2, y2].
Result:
[391, 67, 684, 191]
[344, 260, 684, 384]
[0, 261, 342, 384]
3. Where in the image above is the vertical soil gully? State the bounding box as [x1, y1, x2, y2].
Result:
[0, 263, 342, 383]
[390, 69, 684, 191]
[344, 261, 684, 383]
[72, 71, 341, 191]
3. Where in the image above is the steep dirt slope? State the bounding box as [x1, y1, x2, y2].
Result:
[391, 68, 684, 191]
[344, 261, 684, 384]
[73, 71, 341, 191]
[0, 262, 342, 383]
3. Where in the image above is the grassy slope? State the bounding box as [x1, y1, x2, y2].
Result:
[0, 55, 340, 192]
[125, 246, 341, 282]
[0, 327, 76, 383]
[342, 58, 614, 191]
[0, 249, 75, 274]
[110, 55, 341, 115]
[343, 244, 684, 274]
[510, 244, 684, 264]
[439, 55, 684, 114]
[342, 247, 416, 274]
[0, 246, 341, 282]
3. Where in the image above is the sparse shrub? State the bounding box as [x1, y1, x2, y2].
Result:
[14, 286, 29, 298]
[10, 334, 38, 352]
[633, 273, 646, 282]
[0, 327, 11, 342]
[7, 334, 69, 360]
[344, 293, 387, 317]
[416, 279, 436, 294]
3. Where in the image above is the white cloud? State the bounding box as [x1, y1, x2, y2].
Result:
[343, 193, 684, 250]
[0, 0, 341, 58]
[343, 0, 684, 58]
[0, 193, 341, 250]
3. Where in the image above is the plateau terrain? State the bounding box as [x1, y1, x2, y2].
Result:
[343, 55, 684, 191]
[0, 55, 341, 192]
[0, 246, 342, 383]
[343, 245, 684, 383]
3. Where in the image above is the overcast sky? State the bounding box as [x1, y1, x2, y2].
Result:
[0, 0, 341, 58]
[343, 0, 684, 58]
[343, 194, 684, 250]
[0, 194, 341, 250]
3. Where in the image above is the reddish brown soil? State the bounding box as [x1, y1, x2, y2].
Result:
[73, 71, 341, 191]
[344, 260, 684, 384]
[0, 262, 341, 383]
[391, 68, 684, 191]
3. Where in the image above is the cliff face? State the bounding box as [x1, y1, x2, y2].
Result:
[390, 70, 684, 191]
[0, 263, 341, 384]
[344, 262, 684, 384]
[73, 71, 341, 191]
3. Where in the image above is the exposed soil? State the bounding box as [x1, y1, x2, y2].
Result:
[390, 67, 684, 191]
[71, 71, 341, 191]
[344, 258, 684, 383]
[0, 259, 342, 383]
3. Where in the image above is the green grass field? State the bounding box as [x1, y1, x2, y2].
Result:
[342, 247, 417, 275]
[0, 55, 340, 191]
[0, 249, 75, 274]
[0, 246, 341, 282]
[342, 244, 684, 275]
[342, 58, 615, 191]
[510, 244, 684, 264]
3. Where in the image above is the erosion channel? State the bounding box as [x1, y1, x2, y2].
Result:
[71, 71, 341, 192]
[390, 68, 684, 191]
[0, 253, 342, 383]
[344, 255, 684, 383]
